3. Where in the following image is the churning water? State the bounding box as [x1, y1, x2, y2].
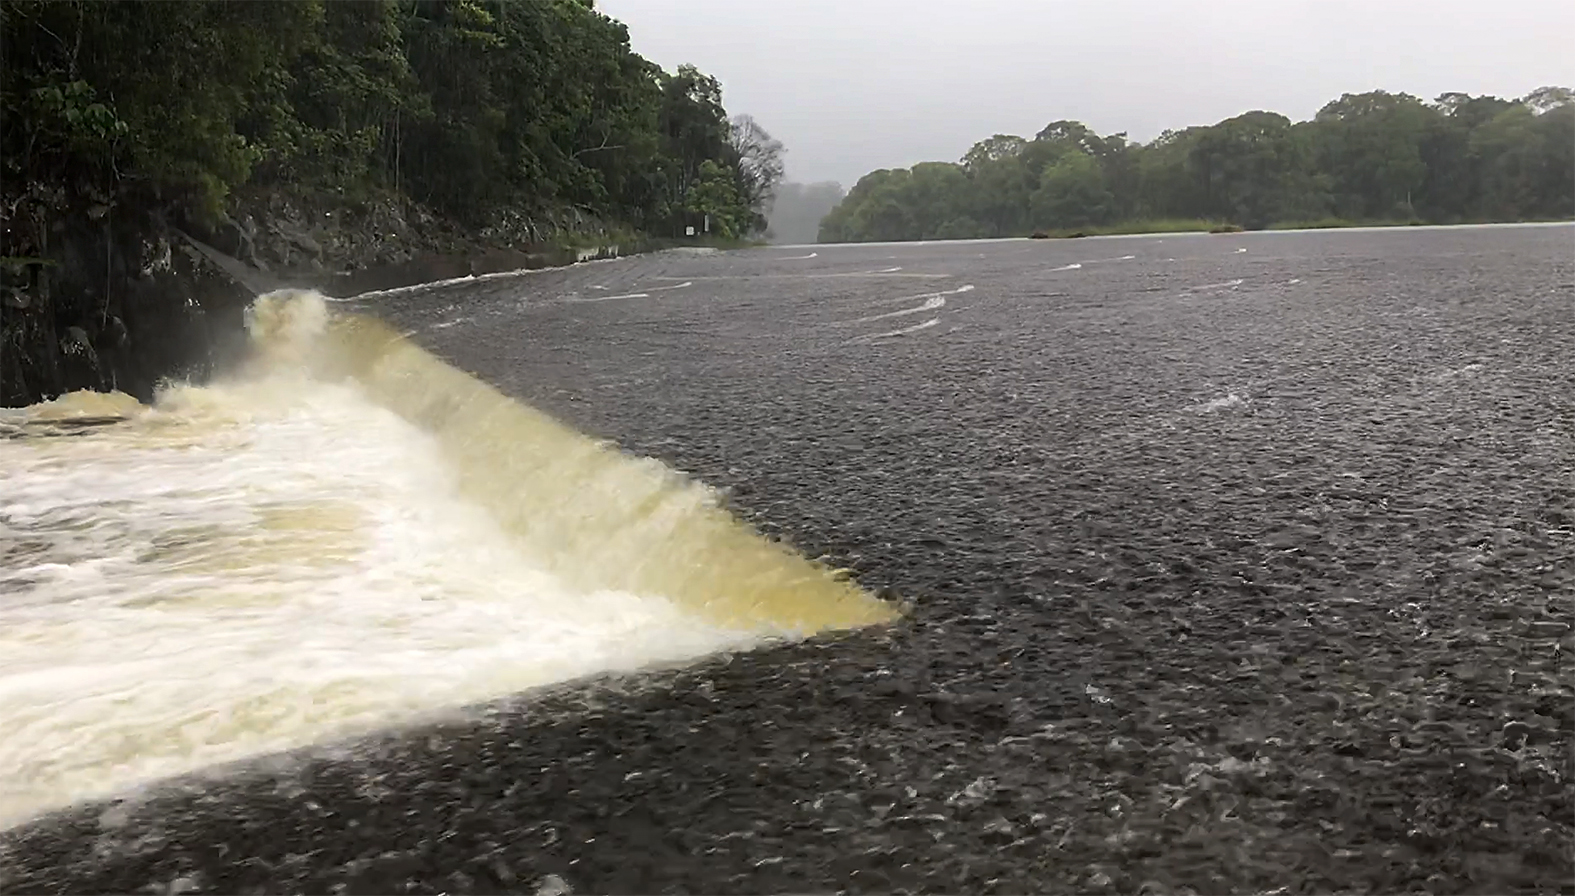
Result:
[0, 290, 895, 827]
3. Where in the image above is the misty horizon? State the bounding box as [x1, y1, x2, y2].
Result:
[599, 0, 1575, 186]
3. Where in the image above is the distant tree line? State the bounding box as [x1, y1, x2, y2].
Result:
[819, 88, 1575, 242]
[1, 0, 782, 244]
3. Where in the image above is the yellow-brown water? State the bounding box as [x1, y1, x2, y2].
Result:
[0, 290, 895, 827]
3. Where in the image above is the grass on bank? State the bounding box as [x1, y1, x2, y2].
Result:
[1024, 214, 1574, 240]
[646, 235, 768, 250]
[1267, 217, 1422, 230]
[1029, 218, 1228, 239]
[1268, 215, 1575, 230]
[1029, 217, 1403, 238]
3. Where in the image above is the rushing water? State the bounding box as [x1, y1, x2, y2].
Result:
[0, 290, 895, 827]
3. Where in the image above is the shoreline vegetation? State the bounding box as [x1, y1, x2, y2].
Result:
[1019, 216, 1574, 240]
[3, 2, 1570, 402]
[1, 0, 784, 406]
[819, 88, 1573, 244]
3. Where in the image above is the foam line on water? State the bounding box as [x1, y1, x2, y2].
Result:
[348, 256, 629, 301]
[1187, 278, 1245, 292]
[850, 317, 941, 343]
[871, 283, 975, 307]
[565, 292, 650, 303]
[852, 294, 947, 324]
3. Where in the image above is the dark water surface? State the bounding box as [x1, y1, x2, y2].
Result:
[5, 226, 1572, 894]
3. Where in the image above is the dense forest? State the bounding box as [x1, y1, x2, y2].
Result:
[820, 88, 1575, 242]
[2, 0, 787, 404]
[0, 0, 780, 245]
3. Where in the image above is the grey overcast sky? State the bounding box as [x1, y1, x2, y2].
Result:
[596, 0, 1575, 187]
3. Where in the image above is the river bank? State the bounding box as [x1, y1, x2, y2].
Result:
[2, 1, 779, 407]
[0, 186, 643, 408]
[989, 216, 1573, 241]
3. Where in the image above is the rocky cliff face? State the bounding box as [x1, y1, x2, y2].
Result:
[1, 186, 630, 407]
[2, 192, 252, 407]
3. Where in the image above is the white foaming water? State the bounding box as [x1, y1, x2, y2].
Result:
[1190, 393, 1248, 413]
[853, 284, 973, 324]
[1186, 278, 1246, 293]
[0, 291, 892, 827]
[0, 378, 746, 825]
[852, 294, 947, 323]
[853, 317, 941, 342]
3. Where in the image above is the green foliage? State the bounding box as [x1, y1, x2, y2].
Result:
[1, 0, 773, 239]
[271, 0, 418, 190]
[820, 87, 1574, 243]
[1031, 151, 1115, 228]
[683, 159, 747, 239]
[1309, 91, 1432, 220]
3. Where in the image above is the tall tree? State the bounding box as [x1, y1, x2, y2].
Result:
[961, 134, 1027, 170]
[729, 114, 785, 218]
[1310, 90, 1432, 219]
[1031, 151, 1114, 229]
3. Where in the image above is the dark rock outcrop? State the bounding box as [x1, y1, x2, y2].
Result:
[1, 190, 252, 407]
[1, 184, 634, 407]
